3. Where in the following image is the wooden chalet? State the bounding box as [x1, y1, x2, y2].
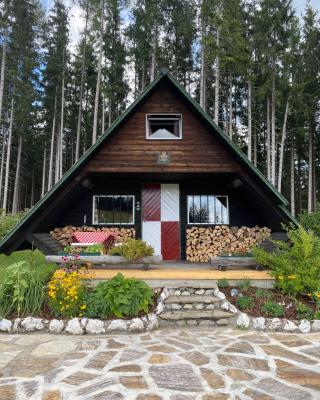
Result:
[0, 69, 296, 262]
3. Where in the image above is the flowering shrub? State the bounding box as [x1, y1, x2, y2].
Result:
[253, 226, 320, 296]
[47, 270, 87, 318]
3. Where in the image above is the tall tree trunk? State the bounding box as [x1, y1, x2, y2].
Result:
[253, 125, 257, 167]
[266, 97, 271, 180]
[92, 0, 104, 145]
[0, 130, 6, 203]
[214, 29, 220, 124]
[41, 147, 46, 198]
[290, 137, 295, 217]
[247, 80, 252, 161]
[108, 99, 112, 127]
[59, 71, 65, 180]
[271, 73, 276, 185]
[277, 99, 289, 192]
[30, 168, 34, 208]
[11, 135, 22, 214]
[228, 74, 232, 139]
[308, 129, 313, 213]
[150, 23, 158, 81]
[0, 42, 6, 126]
[199, 2, 206, 110]
[102, 92, 106, 133]
[75, 3, 88, 163]
[47, 95, 57, 191]
[55, 123, 60, 185]
[2, 94, 14, 212]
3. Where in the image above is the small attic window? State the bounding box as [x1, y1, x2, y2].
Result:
[146, 114, 182, 140]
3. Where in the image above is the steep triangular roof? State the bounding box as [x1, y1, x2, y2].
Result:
[0, 69, 297, 253]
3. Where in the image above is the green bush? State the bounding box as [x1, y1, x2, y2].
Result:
[253, 226, 320, 296]
[109, 239, 154, 262]
[254, 288, 272, 300]
[85, 273, 153, 318]
[237, 278, 251, 293]
[295, 302, 314, 320]
[261, 301, 284, 317]
[236, 296, 254, 310]
[0, 211, 26, 240]
[217, 278, 229, 288]
[64, 244, 104, 254]
[298, 204, 320, 237]
[0, 251, 57, 318]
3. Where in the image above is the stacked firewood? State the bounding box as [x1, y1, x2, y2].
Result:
[186, 225, 271, 262]
[50, 226, 136, 247]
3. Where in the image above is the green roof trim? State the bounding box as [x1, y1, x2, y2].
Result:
[0, 69, 293, 253]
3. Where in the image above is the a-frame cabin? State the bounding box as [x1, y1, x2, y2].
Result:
[0, 69, 295, 260]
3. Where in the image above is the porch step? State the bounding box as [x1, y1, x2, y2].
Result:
[165, 295, 221, 304]
[160, 310, 234, 321]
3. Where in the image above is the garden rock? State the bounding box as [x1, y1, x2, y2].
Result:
[129, 318, 144, 332]
[49, 320, 64, 333]
[107, 319, 128, 332]
[80, 318, 88, 328]
[214, 288, 226, 300]
[156, 302, 164, 315]
[312, 320, 320, 331]
[283, 320, 297, 332]
[230, 288, 239, 297]
[21, 317, 44, 332]
[0, 319, 12, 332]
[268, 318, 282, 330]
[86, 319, 105, 334]
[12, 318, 21, 332]
[236, 313, 250, 328]
[298, 319, 311, 334]
[146, 313, 159, 331]
[253, 317, 266, 330]
[65, 318, 84, 335]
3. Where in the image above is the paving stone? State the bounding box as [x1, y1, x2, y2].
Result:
[109, 364, 141, 372]
[146, 344, 177, 353]
[225, 341, 255, 354]
[108, 339, 126, 348]
[76, 340, 100, 351]
[261, 345, 317, 364]
[243, 388, 273, 400]
[136, 395, 162, 400]
[149, 364, 204, 392]
[23, 380, 39, 397]
[165, 338, 193, 349]
[181, 350, 210, 365]
[140, 334, 152, 341]
[239, 333, 270, 344]
[255, 378, 312, 400]
[90, 391, 123, 400]
[31, 339, 77, 356]
[85, 351, 117, 369]
[119, 376, 148, 389]
[0, 384, 16, 400]
[275, 359, 320, 390]
[120, 349, 146, 362]
[271, 334, 311, 347]
[226, 368, 254, 381]
[200, 368, 224, 389]
[63, 371, 99, 385]
[76, 378, 117, 396]
[218, 354, 269, 371]
[64, 352, 87, 360]
[41, 390, 62, 400]
[148, 354, 171, 364]
[301, 346, 320, 359]
[202, 395, 229, 400]
[170, 396, 196, 400]
[12, 357, 58, 377]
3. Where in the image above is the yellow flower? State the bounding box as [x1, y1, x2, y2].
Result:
[288, 274, 296, 280]
[278, 276, 284, 280]
[80, 304, 87, 310]
[79, 313, 83, 317]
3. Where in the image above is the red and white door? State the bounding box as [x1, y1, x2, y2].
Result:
[142, 183, 180, 260]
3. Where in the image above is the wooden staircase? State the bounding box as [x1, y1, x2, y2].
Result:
[31, 233, 63, 255]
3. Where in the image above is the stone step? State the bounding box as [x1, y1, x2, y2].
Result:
[159, 310, 234, 321]
[164, 295, 221, 305]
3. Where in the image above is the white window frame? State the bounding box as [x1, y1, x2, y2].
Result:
[92, 195, 135, 225]
[187, 195, 229, 225]
[146, 113, 182, 140]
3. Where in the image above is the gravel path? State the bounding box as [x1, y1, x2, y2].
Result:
[0, 328, 319, 399]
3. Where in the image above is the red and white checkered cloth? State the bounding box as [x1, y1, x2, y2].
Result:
[72, 231, 116, 246]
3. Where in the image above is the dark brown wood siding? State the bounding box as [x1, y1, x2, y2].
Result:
[84, 82, 243, 174]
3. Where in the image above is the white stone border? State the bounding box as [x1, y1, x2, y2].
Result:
[214, 286, 320, 333]
[0, 288, 170, 335]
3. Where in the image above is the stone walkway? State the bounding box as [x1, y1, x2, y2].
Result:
[0, 329, 319, 400]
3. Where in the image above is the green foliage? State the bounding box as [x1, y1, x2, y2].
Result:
[109, 239, 154, 262]
[0, 211, 26, 240]
[236, 278, 251, 293]
[217, 278, 229, 288]
[254, 288, 272, 300]
[236, 296, 254, 310]
[63, 244, 104, 254]
[261, 301, 284, 317]
[298, 204, 320, 237]
[253, 226, 320, 296]
[85, 273, 153, 318]
[295, 302, 314, 320]
[0, 251, 57, 318]
[314, 311, 320, 320]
